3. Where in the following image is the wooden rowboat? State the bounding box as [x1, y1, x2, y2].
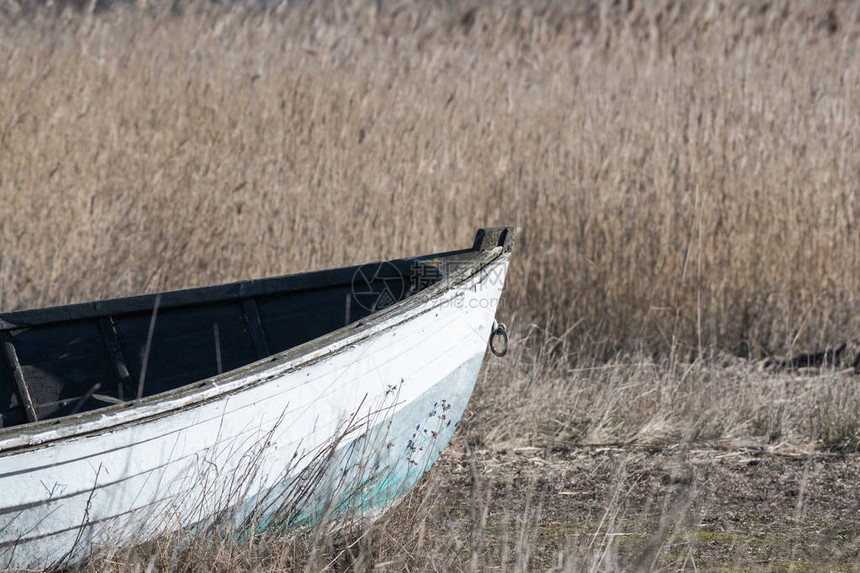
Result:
[0, 227, 516, 568]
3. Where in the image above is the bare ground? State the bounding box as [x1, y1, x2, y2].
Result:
[373, 442, 860, 571]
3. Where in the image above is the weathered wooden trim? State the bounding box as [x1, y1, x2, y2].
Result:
[98, 317, 132, 402]
[472, 227, 517, 252]
[1, 334, 38, 423]
[242, 298, 270, 359]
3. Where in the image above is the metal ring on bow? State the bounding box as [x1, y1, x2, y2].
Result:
[489, 321, 509, 357]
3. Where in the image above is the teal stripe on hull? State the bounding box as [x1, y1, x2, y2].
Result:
[231, 353, 484, 535]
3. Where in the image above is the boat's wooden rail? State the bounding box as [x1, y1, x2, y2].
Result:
[472, 227, 517, 252]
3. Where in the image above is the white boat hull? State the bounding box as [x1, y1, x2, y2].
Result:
[0, 252, 510, 568]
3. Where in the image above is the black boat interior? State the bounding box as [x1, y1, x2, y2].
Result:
[0, 257, 455, 429]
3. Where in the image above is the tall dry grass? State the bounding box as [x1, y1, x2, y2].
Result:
[1, 0, 858, 359]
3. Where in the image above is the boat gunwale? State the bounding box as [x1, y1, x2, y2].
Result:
[0, 246, 507, 454]
[0, 249, 475, 332]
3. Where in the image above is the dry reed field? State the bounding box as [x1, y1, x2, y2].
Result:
[2, 0, 860, 570]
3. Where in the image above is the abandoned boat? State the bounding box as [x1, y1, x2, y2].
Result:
[0, 227, 515, 568]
